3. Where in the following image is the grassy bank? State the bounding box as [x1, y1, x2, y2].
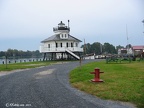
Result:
[70, 61, 144, 108]
[0, 61, 57, 71]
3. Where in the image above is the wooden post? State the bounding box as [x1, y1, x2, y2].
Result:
[5, 55, 7, 69]
[52, 53, 53, 60]
[43, 53, 46, 61]
[79, 57, 82, 69]
[62, 52, 64, 60]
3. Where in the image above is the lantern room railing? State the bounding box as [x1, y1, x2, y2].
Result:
[53, 26, 70, 32]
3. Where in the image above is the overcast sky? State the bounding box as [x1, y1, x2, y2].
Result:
[0, 0, 144, 51]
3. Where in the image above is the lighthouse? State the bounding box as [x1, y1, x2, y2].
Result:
[40, 21, 83, 60]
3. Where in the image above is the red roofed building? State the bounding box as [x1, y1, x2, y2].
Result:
[132, 45, 144, 56]
[118, 45, 144, 56]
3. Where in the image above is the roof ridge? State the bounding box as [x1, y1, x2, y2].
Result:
[41, 34, 82, 43]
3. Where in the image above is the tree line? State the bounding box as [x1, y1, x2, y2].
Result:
[0, 49, 42, 58]
[0, 42, 125, 58]
[81, 42, 124, 55]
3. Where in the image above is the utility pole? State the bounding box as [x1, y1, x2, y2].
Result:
[126, 24, 129, 47]
[126, 24, 130, 58]
[84, 39, 86, 55]
[100, 43, 102, 54]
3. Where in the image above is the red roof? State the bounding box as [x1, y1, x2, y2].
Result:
[132, 46, 144, 50]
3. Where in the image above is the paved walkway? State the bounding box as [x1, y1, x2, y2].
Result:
[0, 60, 135, 108]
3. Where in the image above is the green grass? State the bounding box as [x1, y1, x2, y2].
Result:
[0, 61, 57, 71]
[70, 61, 144, 108]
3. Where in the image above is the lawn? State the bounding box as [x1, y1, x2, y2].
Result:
[0, 61, 57, 71]
[70, 61, 144, 108]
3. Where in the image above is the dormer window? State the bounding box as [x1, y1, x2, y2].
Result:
[60, 33, 68, 39]
[60, 34, 63, 38]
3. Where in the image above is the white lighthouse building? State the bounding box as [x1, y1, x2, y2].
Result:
[40, 21, 83, 60]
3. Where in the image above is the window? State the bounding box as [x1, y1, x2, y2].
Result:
[66, 42, 68, 47]
[65, 34, 67, 38]
[71, 43, 73, 47]
[56, 43, 58, 48]
[48, 44, 50, 48]
[60, 34, 63, 38]
[75, 43, 78, 47]
[61, 43, 62, 47]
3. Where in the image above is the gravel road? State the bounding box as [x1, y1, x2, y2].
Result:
[0, 60, 135, 108]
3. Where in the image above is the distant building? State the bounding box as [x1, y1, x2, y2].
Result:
[40, 21, 83, 60]
[118, 45, 144, 56]
[84, 53, 95, 59]
[118, 48, 127, 55]
[132, 45, 144, 56]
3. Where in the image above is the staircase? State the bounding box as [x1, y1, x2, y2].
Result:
[65, 49, 80, 60]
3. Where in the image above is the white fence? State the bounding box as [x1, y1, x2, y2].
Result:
[0, 58, 43, 64]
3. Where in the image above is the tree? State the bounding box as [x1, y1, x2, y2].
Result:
[0, 51, 5, 57]
[0, 49, 42, 58]
[81, 43, 91, 54]
[7, 49, 13, 57]
[90, 42, 102, 54]
[116, 45, 124, 51]
[85, 43, 91, 54]
[81, 42, 117, 55]
[103, 43, 116, 54]
[126, 44, 132, 49]
[13, 49, 19, 57]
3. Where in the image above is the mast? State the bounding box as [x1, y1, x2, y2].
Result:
[68, 20, 70, 28]
[126, 24, 130, 56]
[68, 20, 70, 32]
[126, 24, 129, 46]
[142, 19, 144, 34]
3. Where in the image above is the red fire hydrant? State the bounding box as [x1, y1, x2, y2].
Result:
[90, 68, 104, 82]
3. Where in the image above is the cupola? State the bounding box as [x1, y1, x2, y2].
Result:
[58, 21, 65, 27]
[53, 21, 70, 33]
